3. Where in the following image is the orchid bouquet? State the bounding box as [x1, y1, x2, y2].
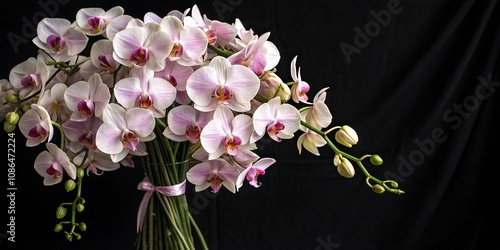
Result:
[1, 4, 404, 249]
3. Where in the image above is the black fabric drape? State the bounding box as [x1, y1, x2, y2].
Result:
[1, 0, 496, 249]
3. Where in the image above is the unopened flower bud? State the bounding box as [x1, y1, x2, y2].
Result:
[76, 203, 85, 213]
[5, 93, 19, 103]
[3, 121, 16, 133]
[335, 125, 358, 148]
[372, 184, 385, 194]
[65, 233, 73, 242]
[77, 168, 85, 178]
[75, 233, 82, 240]
[54, 223, 63, 232]
[6, 112, 20, 125]
[22, 104, 31, 112]
[337, 156, 355, 178]
[333, 154, 341, 167]
[370, 154, 383, 166]
[390, 181, 399, 188]
[56, 206, 67, 219]
[65, 179, 76, 192]
[275, 83, 292, 102]
[79, 197, 86, 205]
[79, 222, 87, 231]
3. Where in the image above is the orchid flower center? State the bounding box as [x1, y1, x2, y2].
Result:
[205, 30, 217, 45]
[170, 42, 183, 60]
[87, 16, 103, 32]
[21, 74, 39, 88]
[246, 168, 265, 188]
[28, 124, 48, 139]
[46, 35, 66, 54]
[98, 54, 113, 71]
[87, 159, 103, 176]
[185, 123, 201, 143]
[224, 135, 242, 156]
[267, 121, 285, 142]
[79, 131, 96, 149]
[122, 130, 139, 151]
[207, 173, 223, 193]
[165, 75, 177, 87]
[213, 86, 232, 102]
[46, 162, 63, 178]
[138, 92, 153, 109]
[130, 47, 149, 67]
[77, 100, 95, 117]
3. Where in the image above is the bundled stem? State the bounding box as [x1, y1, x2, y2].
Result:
[135, 122, 208, 250]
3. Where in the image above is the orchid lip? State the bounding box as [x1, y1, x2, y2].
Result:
[130, 47, 149, 67]
[46, 34, 65, 53]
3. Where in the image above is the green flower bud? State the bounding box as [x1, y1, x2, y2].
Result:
[75, 233, 82, 240]
[334, 125, 359, 148]
[77, 168, 85, 178]
[79, 222, 87, 231]
[76, 203, 85, 213]
[79, 197, 86, 205]
[6, 112, 20, 125]
[5, 93, 19, 104]
[3, 121, 16, 133]
[372, 184, 385, 194]
[56, 206, 67, 219]
[370, 154, 383, 166]
[54, 223, 64, 232]
[22, 104, 31, 112]
[390, 181, 399, 188]
[65, 179, 76, 192]
[65, 233, 73, 242]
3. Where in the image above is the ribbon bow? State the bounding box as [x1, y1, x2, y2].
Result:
[136, 176, 186, 232]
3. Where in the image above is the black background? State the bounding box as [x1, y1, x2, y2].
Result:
[1, 0, 497, 249]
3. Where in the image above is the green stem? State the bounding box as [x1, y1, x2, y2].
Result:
[208, 44, 234, 57]
[300, 120, 404, 195]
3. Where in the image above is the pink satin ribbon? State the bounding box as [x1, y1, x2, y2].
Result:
[136, 176, 186, 232]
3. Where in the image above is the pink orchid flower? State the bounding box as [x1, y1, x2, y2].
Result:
[95, 104, 155, 163]
[154, 60, 194, 104]
[34, 143, 76, 186]
[185, 4, 237, 45]
[9, 57, 49, 99]
[186, 56, 260, 112]
[64, 74, 111, 122]
[302, 87, 333, 129]
[200, 106, 254, 160]
[186, 158, 240, 193]
[112, 24, 173, 71]
[75, 6, 125, 36]
[73, 149, 120, 176]
[38, 83, 71, 123]
[227, 32, 279, 76]
[236, 157, 276, 190]
[32, 18, 88, 62]
[159, 15, 208, 66]
[163, 105, 213, 143]
[18, 104, 54, 147]
[62, 115, 103, 152]
[252, 96, 301, 142]
[114, 67, 177, 118]
[290, 56, 311, 103]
